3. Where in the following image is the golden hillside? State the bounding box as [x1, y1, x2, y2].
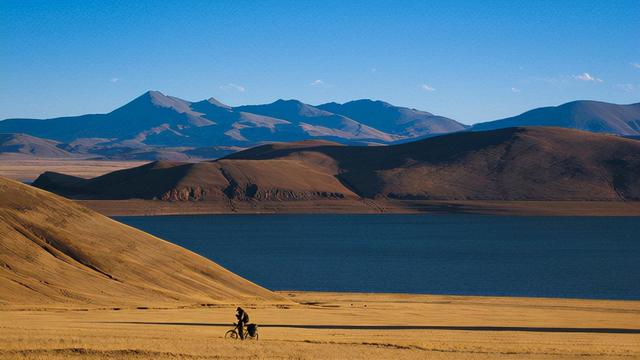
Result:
[0, 176, 281, 308]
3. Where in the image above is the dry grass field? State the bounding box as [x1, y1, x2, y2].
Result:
[0, 159, 147, 182]
[2, 168, 640, 359]
[1, 292, 639, 359]
[0, 176, 280, 307]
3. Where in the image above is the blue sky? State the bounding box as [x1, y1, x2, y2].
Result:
[1, 0, 639, 124]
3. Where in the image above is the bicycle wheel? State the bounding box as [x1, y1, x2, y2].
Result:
[225, 330, 238, 339]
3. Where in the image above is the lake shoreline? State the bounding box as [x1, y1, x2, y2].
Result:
[81, 199, 640, 217]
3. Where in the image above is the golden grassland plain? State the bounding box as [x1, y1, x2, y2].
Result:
[0, 159, 147, 182]
[1, 292, 639, 360]
[1, 172, 639, 359]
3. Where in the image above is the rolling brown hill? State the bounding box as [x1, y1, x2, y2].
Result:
[33, 153, 357, 201]
[229, 127, 640, 200]
[0, 176, 281, 307]
[34, 127, 640, 201]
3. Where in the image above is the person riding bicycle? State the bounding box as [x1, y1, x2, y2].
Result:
[235, 307, 249, 340]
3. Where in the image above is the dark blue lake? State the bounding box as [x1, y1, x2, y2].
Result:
[114, 215, 640, 300]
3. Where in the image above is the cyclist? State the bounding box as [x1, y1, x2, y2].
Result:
[235, 307, 249, 340]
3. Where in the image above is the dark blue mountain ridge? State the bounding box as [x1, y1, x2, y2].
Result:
[471, 100, 640, 135]
[2, 92, 638, 161]
[317, 99, 468, 137]
[0, 91, 465, 149]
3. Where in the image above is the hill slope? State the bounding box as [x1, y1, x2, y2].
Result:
[0, 133, 78, 159]
[35, 127, 640, 201]
[472, 101, 640, 135]
[0, 176, 280, 307]
[33, 154, 358, 201]
[228, 127, 640, 200]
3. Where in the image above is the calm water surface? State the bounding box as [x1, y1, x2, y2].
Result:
[114, 215, 640, 300]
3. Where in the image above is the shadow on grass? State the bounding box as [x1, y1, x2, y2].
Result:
[99, 322, 640, 334]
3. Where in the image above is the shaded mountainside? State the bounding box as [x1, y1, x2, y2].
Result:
[227, 127, 640, 200]
[235, 99, 397, 142]
[472, 100, 640, 135]
[0, 176, 280, 307]
[35, 127, 640, 201]
[317, 99, 467, 137]
[0, 91, 466, 161]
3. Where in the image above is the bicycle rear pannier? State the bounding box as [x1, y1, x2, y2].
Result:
[247, 323, 257, 337]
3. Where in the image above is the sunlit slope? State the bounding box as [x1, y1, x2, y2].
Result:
[0, 176, 281, 307]
[34, 156, 358, 201]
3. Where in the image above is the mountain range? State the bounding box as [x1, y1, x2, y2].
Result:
[1, 92, 638, 160]
[0, 91, 465, 160]
[0, 91, 640, 161]
[34, 127, 640, 202]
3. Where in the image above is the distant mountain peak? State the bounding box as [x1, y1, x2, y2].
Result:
[320, 101, 340, 107]
[145, 89, 165, 97]
[115, 90, 193, 114]
[127, 90, 169, 105]
[139, 90, 171, 104]
[273, 99, 304, 106]
[260, 99, 327, 116]
[206, 97, 230, 108]
[348, 99, 392, 106]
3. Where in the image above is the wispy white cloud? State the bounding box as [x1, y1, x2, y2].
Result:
[370, 68, 377, 73]
[511, 87, 521, 93]
[572, 72, 602, 82]
[527, 73, 605, 87]
[420, 84, 435, 92]
[309, 79, 325, 87]
[632, 62, 640, 69]
[109, 77, 119, 83]
[614, 83, 635, 92]
[529, 76, 564, 85]
[220, 83, 246, 92]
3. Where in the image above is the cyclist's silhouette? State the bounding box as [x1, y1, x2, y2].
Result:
[235, 307, 249, 340]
